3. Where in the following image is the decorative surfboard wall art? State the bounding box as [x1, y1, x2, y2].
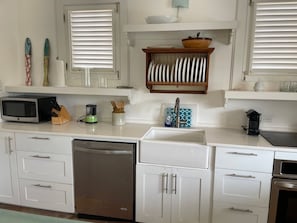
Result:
[25, 38, 32, 86]
[43, 38, 50, 86]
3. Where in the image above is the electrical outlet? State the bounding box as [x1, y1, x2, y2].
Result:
[172, 0, 189, 8]
[262, 115, 273, 123]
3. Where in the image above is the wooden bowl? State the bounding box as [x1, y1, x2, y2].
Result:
[182, 38, 212, 48]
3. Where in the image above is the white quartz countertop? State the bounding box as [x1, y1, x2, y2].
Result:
[0, 121, 296, 152]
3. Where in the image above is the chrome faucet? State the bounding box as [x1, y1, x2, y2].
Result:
[174, 97, 187, 128]
[174, 97, 181, 128]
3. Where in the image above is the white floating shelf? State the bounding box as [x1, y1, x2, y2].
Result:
[225, 90, 297, 104]
[123, 21, 237, 33]
[5, 86, 134, 100]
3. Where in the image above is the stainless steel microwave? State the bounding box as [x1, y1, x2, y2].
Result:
[0, 95, 56, 123]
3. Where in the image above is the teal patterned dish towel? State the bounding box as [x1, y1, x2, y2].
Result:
[165, 107, 192, 128]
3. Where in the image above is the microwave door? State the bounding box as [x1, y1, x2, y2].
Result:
[2, 100, 37, 122]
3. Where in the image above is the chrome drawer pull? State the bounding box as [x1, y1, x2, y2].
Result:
[172, 174, 177, 195]
[226, 173, 256, 179]
[227, 152, 258, 156]
[30, 137, 50, 140]
[162, 173, 169, 194]
[229, 207, 253, 213]
[33, 184, 52, 189]
[31, 155, 51, 159]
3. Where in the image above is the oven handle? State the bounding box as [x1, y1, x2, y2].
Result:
[274, 180, 297, 189]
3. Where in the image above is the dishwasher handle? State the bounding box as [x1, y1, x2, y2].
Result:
[74, 147, 133, 155]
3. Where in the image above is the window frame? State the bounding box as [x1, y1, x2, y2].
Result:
[55, 0, 128, 86]
[244, 0, 297, 82]
[65, 4, 119, 75]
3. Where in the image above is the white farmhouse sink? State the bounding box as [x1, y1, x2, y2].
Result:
[142, 127, 206, 144]
[140, 127, 209, 169]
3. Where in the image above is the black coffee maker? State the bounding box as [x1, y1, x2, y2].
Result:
[243, 109, 261, 136]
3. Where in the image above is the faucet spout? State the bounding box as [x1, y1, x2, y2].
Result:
[174, 97, 180, 128]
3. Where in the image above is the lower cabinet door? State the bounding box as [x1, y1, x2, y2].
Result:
[212, 203, 268, 223]
[19, 179, 74, 213]
[136, 165, 171, 223]
[136, 165, 211, 223]
[0, 132, 19, 205]
[171, 168, 211, 223]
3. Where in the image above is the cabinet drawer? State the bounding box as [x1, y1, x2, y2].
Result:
[17, 151, 73, 184]
[212, 202, 268, 223]
[215, 147, 274, 173]
[15, 133, 72, 154]
[213, 169, 271, 207]
[19, 179, 74, 213]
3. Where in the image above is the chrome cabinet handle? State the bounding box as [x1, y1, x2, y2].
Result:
[162, 173, 169, 194]
[30, 137, 50, 140]
[5, 136, 13, 154]
[226, 173, 256, 179]
[172, 174, 177, 195]
[227, 152, 258, 156]
[31, 155, 51, 159]
[229, 207, 253, 213]
[33, 184, 52, 189]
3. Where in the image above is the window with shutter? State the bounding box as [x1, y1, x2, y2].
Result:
[65, 3, 119, 76]
[70, 9, 114, 70]
[247, 0, 297, 78]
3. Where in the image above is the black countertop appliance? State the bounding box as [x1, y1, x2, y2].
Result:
[244, 109, 261, 136]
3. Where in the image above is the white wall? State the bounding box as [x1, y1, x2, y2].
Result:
[0, 0, 296, 130]
[0, 0, 20, 87]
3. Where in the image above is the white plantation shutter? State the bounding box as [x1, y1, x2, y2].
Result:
[250, 1, 297, 75]
[69, 6, 117, 71]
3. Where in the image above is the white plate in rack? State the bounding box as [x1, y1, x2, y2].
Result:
[195, 57, 200, 82]
[182, 57, 188, 82]
[148, 61, 153, 82]
[190, 57, 196, 82]
[178, 57, 184, 82]
[155, 64, 160, 82]
[176, 58, 184, 82]
[202, 57, 207, 82]
[162, 64, 166, 82]
[150, 63, 155, 82]
[175, 58, 180, 82]
[159, 64, 163, 82]
[171, 64, 175, 82]
[198, 57, 203, 82]
[186, 57, 191, 82]
[165, 64, 170, 82]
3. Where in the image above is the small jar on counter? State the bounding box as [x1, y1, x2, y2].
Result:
[112, 112, 125, 126]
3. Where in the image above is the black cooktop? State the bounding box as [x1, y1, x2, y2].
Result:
[261, 131, 297, 147]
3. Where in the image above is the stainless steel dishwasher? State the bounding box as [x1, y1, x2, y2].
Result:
[73, 139, 136, 221]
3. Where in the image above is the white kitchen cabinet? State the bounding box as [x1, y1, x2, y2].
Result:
[212, 146, 274, 223]
[19, 178, 74, 213]
[212, 202, 268, 223]
[15, 132, 74, 213]
[136, 164, 211, 223]
[0, 131, 20, 205]
[17, 151, 73, 184]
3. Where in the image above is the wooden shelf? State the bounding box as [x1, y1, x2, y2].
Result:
[224, 90, 297, 105]
[5, 86, 134, 100]
[143, 48, 215, 94]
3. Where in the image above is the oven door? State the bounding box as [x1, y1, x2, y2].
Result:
[268, 178, 297, 223]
